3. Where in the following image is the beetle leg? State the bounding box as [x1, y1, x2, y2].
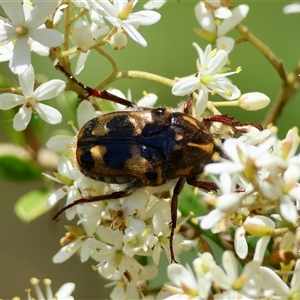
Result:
[170, 177, 186, 263]
[52, 190, 130, 222]
[183, 93, 193, 115]
[186, 178, 218, 191]
[202, 114, 263, 133]
[55, 63, 137, 108]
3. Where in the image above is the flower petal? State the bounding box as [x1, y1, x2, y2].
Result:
[0, 23, 18, 44]
[74, 52, 89, 75]
[234, 226, 248, 259]
[195, 88, 208, 115]
[29, 28, 64, 47]
[53, 240, 83, 263]
[0, 94, 25, 109]
[1, 1, 25, 26]
[144, 0, 166, 10]
[9, 36, 31, 75]
[122, 23, 147, 47]
[280, 195, 298, 224]
[34, 102, 62, 125]
[92, 0, 117, 18]
[290, 259, 300, 293]
[283, 3, 300, 14]
[218, 5, 249, 36]
[13, 105, 32, 131]
[206, 49, 228, 75]
[194, 2, 215, 32]
[128, 10, 161, 26]
[18, 65, 35, 97]
[216, 36, 235, 52]
[259, 266, 289, 296]
[222, 251, 238, 282]
[27, 1, 58, 29]
[172, 77, 199, 96]
[200, 209, 224, 230]
[33, 80, 66, 101]
[30, 40, 49, 56]
[55, 283, 76, 299]
[77, 100, 97, 127]
[46, 135, 73, 153]
[167, 264, 198, 291]
[47, 187, 68, 209]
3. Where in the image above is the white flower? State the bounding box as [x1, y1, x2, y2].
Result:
[0, 65, 64, 131]
[90, 0, 161, 47]
[164, 253, 216, 299]
[211, 250, 260, 297]
[44, 156, 93, 220]
[26, 277, 75, 300]
[283, 3, 300, 14]
[194, 2, 249, 52]
[0, 1, 64, 74]
[108, 265, 157, 300]
[86, 227, 146, 283]
[204, 0, 232, 19]
[123, 227, 158, 257]
[172, 43, 241, 115]
[105, 190, 149, 231]
[204, 134, 276, 176]
[199, 172, 244, 231]
[53, 226, 91, 263]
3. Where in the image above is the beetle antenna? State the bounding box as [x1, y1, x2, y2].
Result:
[55, 63, 137, 108]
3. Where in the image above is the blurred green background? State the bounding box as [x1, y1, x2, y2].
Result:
[1, 1, 300, 298]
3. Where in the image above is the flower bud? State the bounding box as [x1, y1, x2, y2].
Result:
[110, 32, 127, 50]
[72, 25, 95, 52]
[244, 216, 275, 236]
[238, 92, 270, 111]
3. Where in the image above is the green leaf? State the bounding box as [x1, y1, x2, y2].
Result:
[246, 235, 260, 249]
[14, 189, 49, 222]
[0, 155, 42, 182]
[178, 185, 207, 217]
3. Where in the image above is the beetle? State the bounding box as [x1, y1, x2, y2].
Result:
[53, 64, 261, 261]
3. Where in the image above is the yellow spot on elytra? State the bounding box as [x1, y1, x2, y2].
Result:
[182, 115, 200, 129]
[187, 142, 214, 155]
[175, 134, 183, 141]
[175, 167, 193, 176]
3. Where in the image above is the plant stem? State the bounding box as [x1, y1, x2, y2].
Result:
[235, 24, 287, 83]
[261, 63, 300, 127]
[0, 87, 22, 94]
[235, 24, 300, 126]
[119, 70, 175, 87]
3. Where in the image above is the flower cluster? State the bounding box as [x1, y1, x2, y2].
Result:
[163, 250, 300, 299]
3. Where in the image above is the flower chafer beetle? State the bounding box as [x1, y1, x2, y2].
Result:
[54, 64, 262, 262]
